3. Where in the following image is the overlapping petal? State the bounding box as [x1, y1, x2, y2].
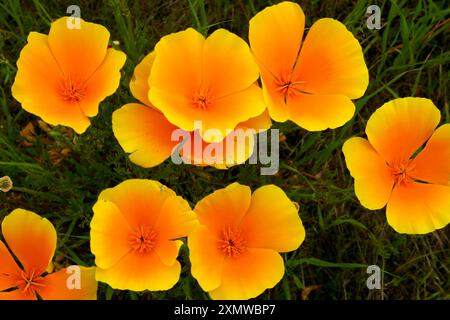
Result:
[189, 182, 305, 299]
[149, 27, 265, 141]
[342, 137, 394, 209]
[1, 209, 56, 276]
[248, 1, 368, 130]
[209, 248, 284, 300]
[12, 17, 126, 134]
[91, 179, 197, 291]
[365, 97, 440, 164]
[386, 182, 450, 234]
[412, 124, 450, 185]
[38, 266, 98, 300]
[239, 185, 305, 252]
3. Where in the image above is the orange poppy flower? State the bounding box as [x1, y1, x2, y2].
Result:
[12, 17, 126, 134]
[90, 179, 198, 291]
[188, 183, 305, 299]
[113, 51, 271, 169]
[249, 1, 368, 131]
[148, 28, 267, 143]
[0, 209, 97, 300]
[343, 97, 450, 234]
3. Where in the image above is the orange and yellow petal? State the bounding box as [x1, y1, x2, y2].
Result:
[95, 251, 181, 291]
[37, 266, 98, 300]
[237, 109, 272, 132]
[239, 185, 305, 252]
[78, 48, 126, 117]
[150, 27, 204, 98]
[188, 226, 225, 292]
[180, 129, 255, 169]
[413, 124, 450, 185]
[249, 1, 305, 81]
[366, 97, 440, 164]
[91, 200, 132, 269]
[0, 240, 22, 291]
[342, 137, 394, 209]
[11, 32, 90, 133]
[1, 209, 56, 276]
[209, 248, 284, 300]
[294, 18, 368, 98]
[0, 290, 36, 300]
[154, 240, 183, 267]
[112, 103, 178, 168]
[386, 182, 450, 234]
[287, 93, 356, 131]
[130, 51, 156, 107]
[201, 84, 265, 142]
[194, 182, 251, 236]
[47, 17, 110, 81]
[154, 194, 198, 240]
[203, 28, 259, 98]
[97, 179, 176, 229]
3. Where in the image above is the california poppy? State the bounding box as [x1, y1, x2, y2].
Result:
[188, 183, 305, 299]
[0, 209, 97, 300]
[113, 51, 271, 168]
[343, 97, 450, 234]
[249, 1, 368, 131]
[148, 28, 267, 143]
[90, 179, 198, 291]
[12, 17, 126, 134]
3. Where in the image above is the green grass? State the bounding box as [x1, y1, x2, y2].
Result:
[1, 0, 449, 300]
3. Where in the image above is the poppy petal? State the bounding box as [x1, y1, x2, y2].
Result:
[95, 251, 180, 291]
[209, 248, 284, 300]
[11, 32, 90, 133]
[1, 209, 56, 276]
[239, 185, 305, 252]
[130, 51, 155, 107]
[386, 182, 450, 234]
[37, 266, 97, 300]
[203, 28, 259, 98]
[294, 18, 368, 98]
[249, 1, 305, 80]
[150, 27, 204, 98]
[180, 129, 255, 169]
[342, 137, 394, 209]
[0, 290, 36, 300]
[366, 97, 440, 163]
[78, 48, 126, 117]
[237, 109, 272, 132]
[0, 240, 21, 291]
[202, 84, 265, 143]
[194, 183, 251, 236]
[154, 240, 183, 267]
[112, 103, 178, 168]
[413, 124, 450, 185]
[154, 194, 198, 241]
[188, 226, 225, 292]
[97, 179, 176, 229]
[91, 200, 132, 269]
[287, 93, 355, 131]
[48, 17, 110, 81]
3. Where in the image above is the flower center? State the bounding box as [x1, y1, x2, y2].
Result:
[388, 160, 416, 185]
[59, 73, 87, 103]
[192, 90, 212, 110]
[128, 225, 157, 254]
[218, 227, 245, 258]
[17, 270, 45, 294]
